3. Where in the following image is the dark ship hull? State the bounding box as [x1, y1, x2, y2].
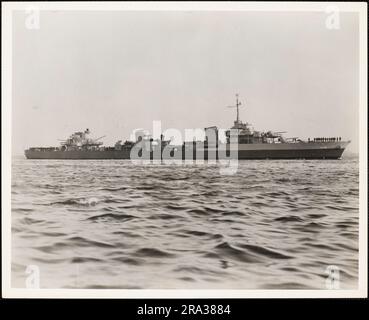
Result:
[25, 141, 349, 160]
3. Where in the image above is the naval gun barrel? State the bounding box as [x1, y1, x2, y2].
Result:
[94, 135, 106, 141]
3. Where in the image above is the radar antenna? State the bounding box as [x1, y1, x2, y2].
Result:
[227, 93, 243, 123]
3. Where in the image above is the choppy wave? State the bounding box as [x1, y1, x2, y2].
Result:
[11, 158, 359, 289]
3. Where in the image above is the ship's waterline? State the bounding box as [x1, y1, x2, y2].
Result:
[25, 142, 349, 160]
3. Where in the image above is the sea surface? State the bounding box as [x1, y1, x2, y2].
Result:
[11, 157, 359, 289]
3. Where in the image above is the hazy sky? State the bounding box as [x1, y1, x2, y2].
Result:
[12, 10, 359, 154]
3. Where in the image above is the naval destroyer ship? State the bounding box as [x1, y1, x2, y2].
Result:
[25, 95, 350, 160]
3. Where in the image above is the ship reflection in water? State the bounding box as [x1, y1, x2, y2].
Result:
[11, 157, 359, 289]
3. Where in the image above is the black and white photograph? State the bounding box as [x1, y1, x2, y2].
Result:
[1, 2, 367, 299]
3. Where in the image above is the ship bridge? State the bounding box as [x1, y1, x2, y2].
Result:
[225, 95, 286, 144]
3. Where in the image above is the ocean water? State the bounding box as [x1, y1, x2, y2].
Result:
[11, 157, 359, 289]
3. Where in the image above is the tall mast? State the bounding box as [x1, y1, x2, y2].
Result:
[236, 93, 241, 123]
[227, 94, 242, 124]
